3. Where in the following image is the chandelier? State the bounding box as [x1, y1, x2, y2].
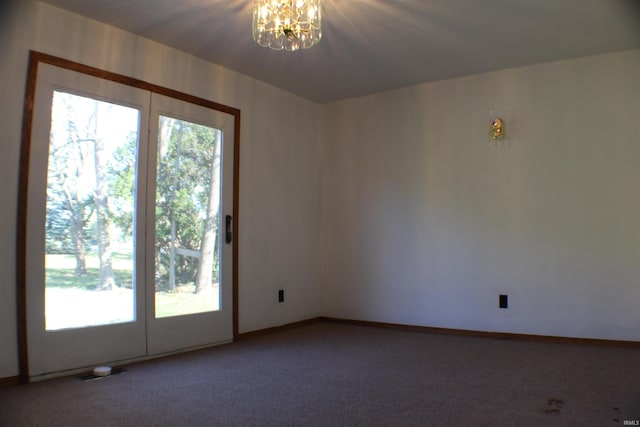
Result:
[252, 0, 322, 51]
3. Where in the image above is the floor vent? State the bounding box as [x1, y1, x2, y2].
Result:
[79, 367, 126, 382]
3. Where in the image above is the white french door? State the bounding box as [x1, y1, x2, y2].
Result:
[24, 61, 235, 378]
[146, 93, 235, 355]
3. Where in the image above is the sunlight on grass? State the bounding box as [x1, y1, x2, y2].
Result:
[155, 286, 219, 318]
[45, 253, 219, 330]
[46, 287, 133, 330]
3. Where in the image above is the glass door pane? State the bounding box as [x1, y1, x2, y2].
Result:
[154, 116, 222, 318]
[45, 91, 139, 330]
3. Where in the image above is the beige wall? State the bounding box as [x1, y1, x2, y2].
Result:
[321, 49, 640, 340]
[0, 1, 322, 378]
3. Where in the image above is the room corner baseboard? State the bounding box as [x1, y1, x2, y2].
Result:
[0, 376, 20, 387]
[318, 317, 640, 348]
[236, 316, 640, 348]
[236, 317, 321, 341]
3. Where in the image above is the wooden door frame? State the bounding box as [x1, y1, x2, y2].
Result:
[16, 51, 241, 383]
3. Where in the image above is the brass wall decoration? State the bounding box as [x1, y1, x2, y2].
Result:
[489, 117, 505, 141]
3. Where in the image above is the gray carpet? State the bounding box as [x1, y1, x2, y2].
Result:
[1, 322, 639, 426]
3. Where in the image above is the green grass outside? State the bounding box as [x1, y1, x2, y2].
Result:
[46, 267, 133, 291]
[46, 253, 218, 318]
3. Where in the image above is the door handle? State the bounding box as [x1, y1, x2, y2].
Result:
[225, 215, 232, 244]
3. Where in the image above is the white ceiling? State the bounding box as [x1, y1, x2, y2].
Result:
[39, 0, 640, 103]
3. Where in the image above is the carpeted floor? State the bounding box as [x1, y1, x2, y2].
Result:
[1, 322, 639, 426]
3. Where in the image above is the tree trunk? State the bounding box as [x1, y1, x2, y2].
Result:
[169, 219, 176, 290]
[60, 104, 89, 276]
[157, 116, 175, 290]
[158, 116, 175, 160]
[70, 208, 87, 276]
[93, 105, 116, 291]
[195, 136, 220, 294]
[62, 187, 87, 276]
[167, 122, 183, 290]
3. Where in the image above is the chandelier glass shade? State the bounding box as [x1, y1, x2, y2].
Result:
[252, 0, 322, 51]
